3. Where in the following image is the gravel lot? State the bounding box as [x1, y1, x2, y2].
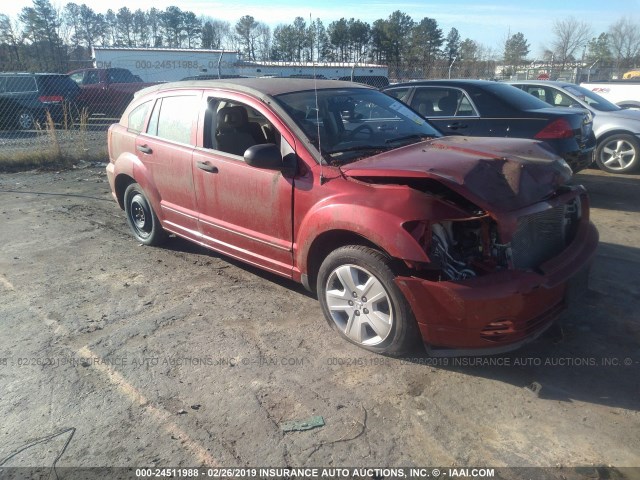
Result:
[0, 164, 638, 476]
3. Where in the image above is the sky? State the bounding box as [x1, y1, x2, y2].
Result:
[2, 0, 639, 57]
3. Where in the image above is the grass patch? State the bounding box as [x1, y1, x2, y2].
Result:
[0, 106, 109, 173]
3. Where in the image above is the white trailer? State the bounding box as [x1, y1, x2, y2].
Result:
[235, 61, 388, 81]
[92, 47, 388, 84]
[581, 81, 640, 109]
[92, 47, 240, 82]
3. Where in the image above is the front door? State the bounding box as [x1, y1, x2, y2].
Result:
[192, 93, 295, 277]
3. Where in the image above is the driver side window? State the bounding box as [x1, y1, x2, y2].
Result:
[203, 98, 278, 157]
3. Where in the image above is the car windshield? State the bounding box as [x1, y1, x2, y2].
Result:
[564, 85, 621, 112]
[274, 88, 440, 164]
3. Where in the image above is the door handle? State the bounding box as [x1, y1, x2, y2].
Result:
[137, 145, 152, 154]
[446, 122, 468, 130]
[196, 161, 218, 173]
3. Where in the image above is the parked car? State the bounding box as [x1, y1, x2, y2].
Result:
[68, 67, 158, 117]
[383, 80, 596, 172]
[107, 78, 598, 356]
[0, 72, 80, 130]
[509, 80, 640, 174]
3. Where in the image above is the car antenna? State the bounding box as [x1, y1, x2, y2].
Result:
[311, 14, 326, 185]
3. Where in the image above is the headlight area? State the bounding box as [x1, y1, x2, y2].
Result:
[403, 216, 509, 281]
[403, 194, 584, 281]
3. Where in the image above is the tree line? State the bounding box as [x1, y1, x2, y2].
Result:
[1, 0, 639, 79]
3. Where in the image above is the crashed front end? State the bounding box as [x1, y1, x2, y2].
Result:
[345, 137, 599, 355]
[398, 187, 596, 356]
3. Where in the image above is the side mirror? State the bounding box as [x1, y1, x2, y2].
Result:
[244, 144, 297, 177]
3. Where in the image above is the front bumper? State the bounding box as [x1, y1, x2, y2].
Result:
[395, 214, 599, 355]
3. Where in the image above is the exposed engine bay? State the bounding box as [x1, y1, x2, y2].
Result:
[426, 194, 582, 281]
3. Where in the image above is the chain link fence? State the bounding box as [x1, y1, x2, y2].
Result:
[0, 61, 394, 170]
[2, 59, 628, 170]
[0, 72, 110, 171]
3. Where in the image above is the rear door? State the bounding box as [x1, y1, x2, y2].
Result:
[191, 92, 295, 277]
[135, 90, 202, 237]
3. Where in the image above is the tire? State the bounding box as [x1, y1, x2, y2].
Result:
[123, 183, 167, 246]
[594, 134, 640, 173]
[316, 245, 419, 355]
[16, 110, 35, 130]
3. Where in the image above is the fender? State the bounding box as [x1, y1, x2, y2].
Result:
[294, 182, 473, 275]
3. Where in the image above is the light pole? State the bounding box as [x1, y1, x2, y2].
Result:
[587, 59, 599, 82]
[448, 56, 457, 79]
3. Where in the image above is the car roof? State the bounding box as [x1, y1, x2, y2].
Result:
[0, 72, 68, 77]
[387, 79, 502, 88]
[507, 80, 575, 88]
[141, 77, 371, 98]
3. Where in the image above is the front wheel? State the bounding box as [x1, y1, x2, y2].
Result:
[124, 183, 167, 246]
[317, 245, 419, 355]
[594, 134, 640, 173]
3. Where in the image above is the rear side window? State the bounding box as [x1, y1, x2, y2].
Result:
[481, 83, 550, 111]
[127, 100, 152, 133]
[85, 71, 100, 85]
[6, 76, 37, 93]
[37, 75, 80, 96]
[150, 95, 199, 145]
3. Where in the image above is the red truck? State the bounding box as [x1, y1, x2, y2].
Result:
[68, 67, 158, 117]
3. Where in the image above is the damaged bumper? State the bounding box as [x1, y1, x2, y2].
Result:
[395, 207, 599, 356]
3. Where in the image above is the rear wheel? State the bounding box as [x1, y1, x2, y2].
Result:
[317, 245, 419, 355]
[124, 183, 167, 246]
[595, 134, 640, 173]
[16, 110, 35, 130]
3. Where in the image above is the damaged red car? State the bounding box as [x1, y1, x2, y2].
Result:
[107, 78, 598, 356]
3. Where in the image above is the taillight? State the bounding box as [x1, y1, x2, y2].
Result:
[534, 118, 574, 139]
[39, 95, 63, 103]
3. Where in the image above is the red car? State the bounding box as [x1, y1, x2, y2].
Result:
[107, 78, 598, 356]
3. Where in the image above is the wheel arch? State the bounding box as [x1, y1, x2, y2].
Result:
[114, 173, 136, 209]
[617, 101, 640, 109]
[111, 152, 162, 216]
[595, 128, 638, 146]
[295, 201, 434, 291]
[302, 229, 407, 292]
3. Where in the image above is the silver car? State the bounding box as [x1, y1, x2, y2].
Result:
[509, 80, 640, 174]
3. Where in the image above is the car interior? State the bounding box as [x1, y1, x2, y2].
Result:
[204, 99, 279, 156]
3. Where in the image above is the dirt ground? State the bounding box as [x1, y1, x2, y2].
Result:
[0, 164, 638, 475]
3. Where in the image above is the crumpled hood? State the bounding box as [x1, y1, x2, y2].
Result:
[341, 136, 574, 212]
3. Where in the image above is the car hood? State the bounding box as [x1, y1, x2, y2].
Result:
[592, 108, 640, 134]
[342, 136, 573, 213]
[603, 107, 640, 121]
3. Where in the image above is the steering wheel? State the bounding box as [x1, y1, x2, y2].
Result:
[344, 124, 374, 139]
